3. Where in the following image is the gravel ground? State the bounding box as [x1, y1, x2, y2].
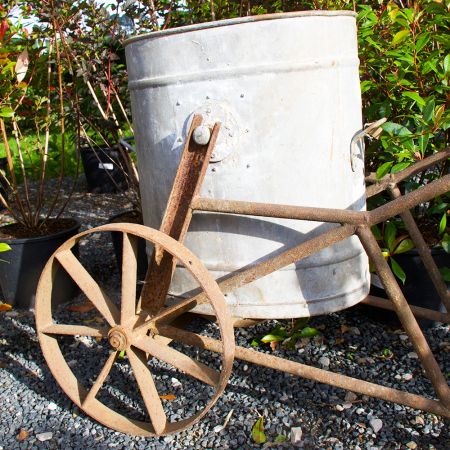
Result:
[0, 179, 449, 449]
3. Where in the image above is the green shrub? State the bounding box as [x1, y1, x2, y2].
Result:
[358, 1, 450, 175]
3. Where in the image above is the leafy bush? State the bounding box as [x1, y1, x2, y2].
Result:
[358, 0, 450, 175]
[0, 0, 84, 232]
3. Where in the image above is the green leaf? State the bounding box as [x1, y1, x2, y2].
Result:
[376, 161, 393, 179]
[402, 91, 425, 106]
[385, 222, 397, 253]
[250, 339, 259, 347]
[366, 36, 382, 51]
[382, 122, 412, 136]
[439, 213, 447, 236]
[0, 107, 14, 118]
[392, 29, 410, 46]
[402, 8, 414, 23]
[435, 104, 445, 125]
[260, 334, 285, 344]
[299, 326, 320, 338]
[291, 317, 308, 331]
[390, 258, 406, 284]
[371, 225, 382, 241]
[391, 162, 411, 173]
[1, 61, 15, 75]
[252, 417, 267, 444]
[360, 80, 375, 94]
[271, 325, 288, 337]
[422, 59, 438, 75]
[415, 32, 431, 52]
[0, 243, 11, 252]
[393, 239, 414, 255]
[388, 6, 400, 23]
[274, 434, 288, 443]
[443, 118, 450, 131]
[439, 266, 450, 282]
[441, 233, 450, 253]
[381, 123, 414, 151]
[423, 98, 435, 123]
[428, 201, 448, 215]
[418, 133, 429, 156]
[118, 350, 126, 358]
[444, 54, 450, 74]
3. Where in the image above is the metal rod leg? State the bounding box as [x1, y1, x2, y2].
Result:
[159, 325, 450, 418]
[357, 225, 450, 408]
[388, 184, 450, 313]
[363, 295, 450, 323]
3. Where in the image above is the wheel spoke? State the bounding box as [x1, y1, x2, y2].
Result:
[56, 250, 120, 327]
[133, 335, 220, 387]
[127, 347, 167, 435]
[82, 351, 117, 408]
[134, 296, 203, 335]
[121, 233, 138, 326]
[40, 324, 108, 338]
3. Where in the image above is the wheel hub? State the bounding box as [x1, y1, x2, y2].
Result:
[108, 327, 129, 351]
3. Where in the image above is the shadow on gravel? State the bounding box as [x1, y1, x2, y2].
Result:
[0, 313, 72, 407]
[1, 304, 449, 449]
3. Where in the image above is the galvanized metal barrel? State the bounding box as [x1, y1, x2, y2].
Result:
[125, 11, 370, 319]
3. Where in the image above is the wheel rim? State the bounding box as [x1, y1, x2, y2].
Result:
[35, 223, 235, 436]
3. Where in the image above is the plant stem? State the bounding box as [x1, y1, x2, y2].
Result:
[44, 5, 66, 222]
[34, 40, 53, 224]
[0, 118, 29, 227]
[11, 118, 32, 225]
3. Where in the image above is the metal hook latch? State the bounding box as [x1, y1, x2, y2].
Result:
[350, 117, 387, 172]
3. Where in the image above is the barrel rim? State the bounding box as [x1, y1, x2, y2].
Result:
[124, 11, 357, 46]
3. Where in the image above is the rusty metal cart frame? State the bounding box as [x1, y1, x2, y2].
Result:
[35, 115, 450, 436]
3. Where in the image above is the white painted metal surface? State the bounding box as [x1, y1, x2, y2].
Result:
[125, 11, 370, 319]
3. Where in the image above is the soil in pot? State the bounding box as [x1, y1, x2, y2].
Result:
[365, 248, 448, 329]
[0, 218, 81, 309]
[109, 210, 148, 282]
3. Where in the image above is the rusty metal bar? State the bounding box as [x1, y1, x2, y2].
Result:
[369, 175, 450, 226]
[366, 148, 450, 198]
[140, 116, 221, 314]
[356, 225, 450, 408]
[191, 197, 368, 225]
[159, 324, 450, 418]
[362, 295, 450, 323]
[191, 176, 450, 230]
[151, 224, 356, 326]
[387, 184, 450, 313]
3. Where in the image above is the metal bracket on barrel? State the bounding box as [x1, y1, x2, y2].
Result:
[138, 115, 221, 315]
[350, 118, 386, 172]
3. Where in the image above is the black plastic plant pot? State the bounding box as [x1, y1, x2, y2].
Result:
[369, 248, 448, 329]
[108, 211, 148, 282]
[80, 146, 129, 193]
[0, 219, 81, 309]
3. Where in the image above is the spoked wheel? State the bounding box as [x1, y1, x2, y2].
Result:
[35, 223, 235, 436]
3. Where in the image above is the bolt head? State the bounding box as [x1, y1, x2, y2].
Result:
[108, 328, 128, 351]
[192, 126, 211, 145]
